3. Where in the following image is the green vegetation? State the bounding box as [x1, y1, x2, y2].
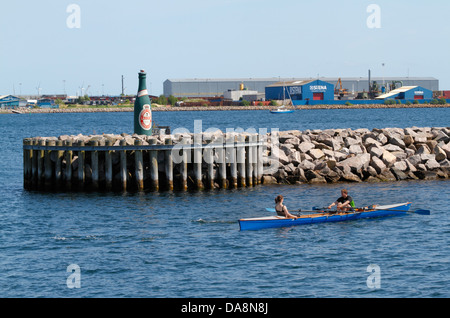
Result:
[155, 95, 167, 105]
[77, 94, 90, 104]
[429, 99, 446, 105]
[167, 95, 177, 106]
[153, 94, 181, 106]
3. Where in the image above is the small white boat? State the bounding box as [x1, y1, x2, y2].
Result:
[270, 107, 294, 114]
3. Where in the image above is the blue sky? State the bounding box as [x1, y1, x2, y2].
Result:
[1, 0, 449, 96]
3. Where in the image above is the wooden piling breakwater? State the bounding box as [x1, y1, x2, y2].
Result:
[23, 126, 450, 192]
[23, 132, 266, 192]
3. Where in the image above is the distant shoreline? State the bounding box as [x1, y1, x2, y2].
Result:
[1, 103, 450, 114]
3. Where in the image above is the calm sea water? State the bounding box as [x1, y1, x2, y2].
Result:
[0, 108, 449, 298]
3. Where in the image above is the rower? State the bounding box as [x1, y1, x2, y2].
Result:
[327, 189, 355, 212]
[275, 195, 298, 219]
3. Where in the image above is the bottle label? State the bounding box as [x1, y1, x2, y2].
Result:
[138, 89, 148, 97]
[139, 104, 152, 130]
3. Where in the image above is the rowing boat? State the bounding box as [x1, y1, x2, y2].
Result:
[238, 202, 412, 231]
[239, 202, 412, 231]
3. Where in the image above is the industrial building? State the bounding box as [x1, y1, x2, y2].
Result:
[37, 98, 57, 108]
[266, 80, 335, 101]
[163, 77, 439, 98]
[223, 89, 260, 102]
[0, 95, 24, 108]
[163, 78, 277, 98]
[376, 86, 433, 101]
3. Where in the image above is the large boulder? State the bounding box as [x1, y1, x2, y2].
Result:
[340, 172, 362, 183]
[425, 159, 440, 170]
[383, 144, 404, 152]
[262, 176, 278, 184]
[364, 137, 382, 150]
[305, 170, 327, 183]
[349, 144, 364, 154]
[284, 137, 301, 147]
[381, 150, 397, 167]
[389, 135, 406, 149]
[274, 147, 290, 165]
[308, 148, 325, 160]
[370, 156, 386, 174]
[369, 146, 384, 158]
[441, 143, 450, 158]
[298, 141, 315, 153]
[414, 133, 428, 144]
[393, 160, 408, 171]
[434, 146, 447, 162]
[288, 151, 303, 166]
[378, 169, 397, 182]
[407, 154, 422, 166]
[298, 159, 315, 171]
[337, 153, 371, 173]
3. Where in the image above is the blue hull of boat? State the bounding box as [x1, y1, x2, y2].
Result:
[270, 110, 294, 114]
[239, 203, 411, 231]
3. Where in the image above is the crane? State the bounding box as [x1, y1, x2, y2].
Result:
[334, 78, 348, 99]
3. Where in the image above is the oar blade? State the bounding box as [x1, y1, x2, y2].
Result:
[414, 209, 431, 215]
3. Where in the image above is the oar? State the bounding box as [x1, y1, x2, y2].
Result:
[353, 207, 431, 215]
[265, 208, 329, 214]
[377, 208, 430, 215]
[266, 208, 299, 213]
[312, 206, 331, 211]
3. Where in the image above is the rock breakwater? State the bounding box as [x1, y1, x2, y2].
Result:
[264, 126, 450, 185]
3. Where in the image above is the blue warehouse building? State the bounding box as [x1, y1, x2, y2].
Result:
[265, 80, 334, 103]
[0, 95, 21, 108]
[375, 86, 433, 101]
[37, 98, 58, 108]
[266, 81, 440, 106]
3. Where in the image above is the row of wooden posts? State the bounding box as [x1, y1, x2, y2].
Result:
[23, 134, 265, 192]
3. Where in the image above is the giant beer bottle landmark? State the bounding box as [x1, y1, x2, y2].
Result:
[134, 70, 152, 135]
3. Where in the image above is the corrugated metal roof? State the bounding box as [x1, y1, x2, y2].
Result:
[266, 80, 315, 87]
[0, 95, 18, 100]
[165, 78, 282, 82]
[375, 86, 418, 99]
